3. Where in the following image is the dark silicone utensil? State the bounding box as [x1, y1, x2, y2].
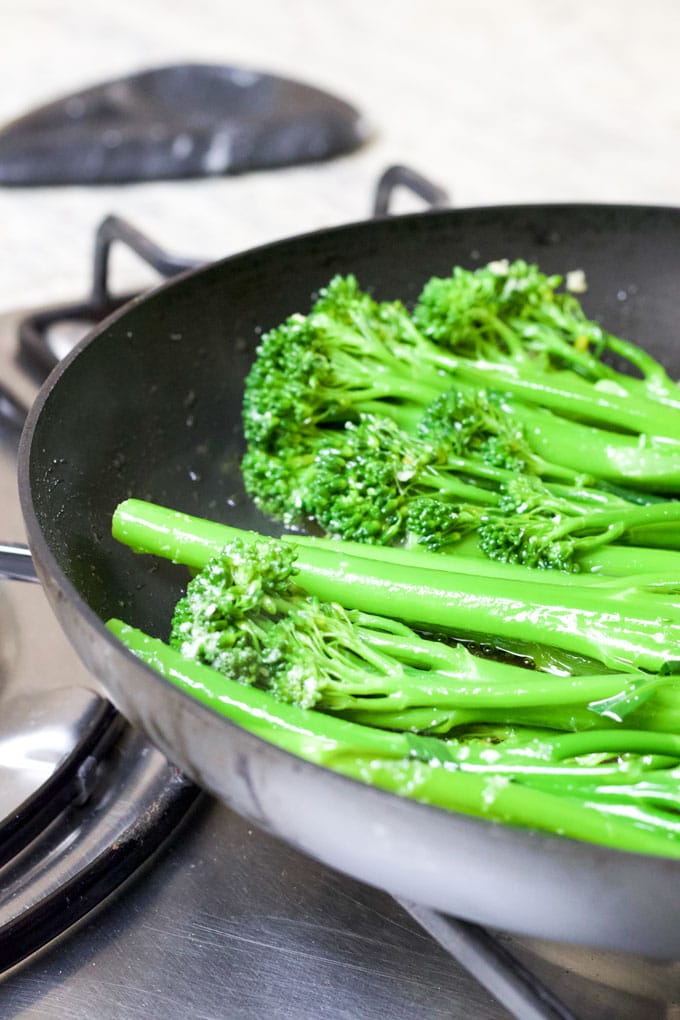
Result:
[0, 63, 368, 186]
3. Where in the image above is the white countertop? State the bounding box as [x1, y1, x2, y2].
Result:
[1, 0, 679, 311]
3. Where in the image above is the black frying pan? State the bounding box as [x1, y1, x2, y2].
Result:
[16, 203, 680, 958]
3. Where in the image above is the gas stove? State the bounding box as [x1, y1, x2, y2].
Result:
[0, 176, 678, 1019]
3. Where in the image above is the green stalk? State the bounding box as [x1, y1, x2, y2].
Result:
[577, 544, 680, 578]
[549, 730, 680, 761]
[339, 669, 680, 734]
[506, 313, 680, 409]
[415, 465, 502, 505]
[462, 296, 680, 410]
[297, 528, 680, 588]
[419, 458, 631, 508]
[341, 704, 585, 734]
[451, 360, 680, 442]
[349, 371, 445, 409]
[517, 772, 680, 802]
[108, 620, 680, 859]
[519, 501, 680, 558]
[355, 626, 654, 710]
[342, 700, 680, 737]
[599, 330, 680, 404]
[517, 403, 680, 490]
[359, 300, 680, 441]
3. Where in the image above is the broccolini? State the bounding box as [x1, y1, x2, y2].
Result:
[105, 257, 680, 860]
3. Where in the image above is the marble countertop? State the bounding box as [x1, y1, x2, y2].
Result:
[1, 0, 679, 310]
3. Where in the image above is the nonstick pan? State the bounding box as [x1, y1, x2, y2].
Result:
[15, 202, 680, 958]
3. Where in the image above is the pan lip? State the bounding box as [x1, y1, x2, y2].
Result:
[17, 197, 680, 874]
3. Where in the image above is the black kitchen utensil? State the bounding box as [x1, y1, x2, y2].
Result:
[0, 63, 368, 186]
[14, 199, 680, 959]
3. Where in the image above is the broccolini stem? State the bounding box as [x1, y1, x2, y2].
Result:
[415, 465, 502, 505]
[355, 626, 653, 709]
[344, 371, 446, 409]
[516, 403, 680, 490]
[450, 360, 680, 441]
[515, 776, 680, 844]
[421, 457, 609, 501]
[508, 316, 680, 413]
[107, 620, 680, 858]
[548, 730, 680, 761]
[342, 757, 680, 856]
[344, 698, 680, 737]
[295, 530, 680, 590]
[544, 501, 680, 548]
[108, 497, 636, 593]
[599, 331, 680, 403]
[112, 500, 680, 671]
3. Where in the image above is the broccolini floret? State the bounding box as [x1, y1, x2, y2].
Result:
[242, 275, 454, 451]
[413, 258, 680, 406]
[303, 415, 504, 545]
[476, 477, 680, 571]
[416, 385, 596, 485]
[244, 402, 676, 568]
[168, 534, 655, 729]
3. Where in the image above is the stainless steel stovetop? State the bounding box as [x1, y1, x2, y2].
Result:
[0, 215, 678, 1020]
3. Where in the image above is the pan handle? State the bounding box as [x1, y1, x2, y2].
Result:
[372, 164, 449, 218]
[0, 543, 39, 583]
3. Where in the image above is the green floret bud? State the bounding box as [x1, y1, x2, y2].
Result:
[475, 476, 622, 572]
[306, 416, 431, 545]
[242, 275, 455, 458]
[311, 274, 427, 357]
[259, 603, 367, 711]
[478, 517, 574, 572]
[413, 259, 563, 349]
[169, 538, 298, 680]
[241, 444, 319, 524]
[499, 475, 578, 517]
[475, 476, 583, 571]
[240, 447, 298, 522]
[411, 257, 617, 378]
[418, 386, 532, 471]
[311, 273, 378, 328]
[406, 498, 484, 551]
[242, 314, 332, 448]
[248, 616, 325, 710]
